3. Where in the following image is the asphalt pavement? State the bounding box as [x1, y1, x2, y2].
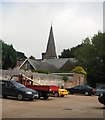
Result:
[1, 95, 105, 119]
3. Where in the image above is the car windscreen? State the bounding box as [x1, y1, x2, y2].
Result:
[101, 87, 105, 89]
[11, 81, 25, 88]
[81, 86, 92, 89]
[85, 86, 93, 89]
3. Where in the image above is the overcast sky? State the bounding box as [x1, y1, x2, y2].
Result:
[0, 1, 104, 59]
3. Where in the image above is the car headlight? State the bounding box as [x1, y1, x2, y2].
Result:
[26, 92, 33, 94]
[100, 93, 103, 97]
[34, 92, 39, 97]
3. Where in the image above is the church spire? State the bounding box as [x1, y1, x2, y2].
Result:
[42, 25, 57, 60]
[46, 25, 57, 59]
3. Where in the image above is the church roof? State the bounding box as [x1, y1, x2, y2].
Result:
[19, 58, 58, 72]
[43, 58, 76, 69]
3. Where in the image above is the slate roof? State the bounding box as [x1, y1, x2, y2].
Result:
[43, 58, 76, 69]
[19, 58, 58, 72]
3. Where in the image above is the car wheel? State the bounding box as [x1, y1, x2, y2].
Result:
[70, 91, 74, 95]
[2, 95, 7, 98]
[54, 93, 59, 97]
[42, 93, 49, 100]
[36, 92, 40, 99]
[60, 95, 64, 97]
[17, 94, 24, 101]
[84, 92, 89, 96]
[29, 98, 34, 101]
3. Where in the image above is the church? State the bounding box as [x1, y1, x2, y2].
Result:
[19, 25, 76, 73]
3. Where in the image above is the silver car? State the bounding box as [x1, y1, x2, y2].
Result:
[95, 87, 105, 96]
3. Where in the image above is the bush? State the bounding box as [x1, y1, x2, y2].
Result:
[62, 75, 68, 82]
[72, 66, 87, 75]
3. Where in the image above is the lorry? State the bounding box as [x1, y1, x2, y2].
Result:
[10, 73, 59, 99]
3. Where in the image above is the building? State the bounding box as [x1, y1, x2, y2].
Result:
[41, 25, 76, 72]
[18, 58, 58, 72]
[17, 25, 86, 87]
[19, 25, 76, 72]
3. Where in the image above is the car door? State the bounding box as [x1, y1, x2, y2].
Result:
[74, 86, 81, 94]
[5, 81, 17, 97]
[80, 86, 85, 94]
[2, 81, 8, 96]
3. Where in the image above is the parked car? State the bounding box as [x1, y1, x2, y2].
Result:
[66, 85, 95, 96]
[59, 89, 68, 97]
[95, 87, 105, 96]
[0, 80, 38, 101]
[54, 89, 68, 97]
[98, 92, 105, 105]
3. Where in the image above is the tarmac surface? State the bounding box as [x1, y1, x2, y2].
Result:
[1, 95, 105, 119]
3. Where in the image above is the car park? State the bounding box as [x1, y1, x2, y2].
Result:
[66, 85, 95, 96]
[0, 80, 38, 101]
[2, 94, 102, 118]
[95, 87, 105, 96]
[98, 92, 105, 105]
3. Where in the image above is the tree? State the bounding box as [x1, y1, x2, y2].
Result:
[29, 55, 35, 60]
[59, 32, 105, 87]
[74, 37, 93, 67]
[62, 75, 68, 82]
[58, 49, 74, 58]
[58, 44, 82, 58]
[74, 32, 105, 87]
[16, 51, 27, 60]
[2, 40, 17, 69]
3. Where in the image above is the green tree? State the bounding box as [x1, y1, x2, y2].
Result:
[62, 75, 68, 82]
[29, 55, 35, 60]
[2, 40, 17, 69]
[16, 51, 27, 60]
[58, 44, 82, 58]
[59, 32, 105, 87]
[59, 49, 74, 58]
[74, 32, 105, 87]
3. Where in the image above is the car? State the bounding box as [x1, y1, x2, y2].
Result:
[66, 85, 95, 96]
[0, 80, 38, 101]
[98, 92, 105, 105]
[95, 87, 105, 96]
[55, 89, 68, 97]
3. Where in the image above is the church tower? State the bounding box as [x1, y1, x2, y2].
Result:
[42, 25, 57, 60]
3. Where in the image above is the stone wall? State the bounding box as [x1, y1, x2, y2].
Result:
[0, 69, 64, 88]
[0, 69, 86, 88]
[64, 73, 86, 88]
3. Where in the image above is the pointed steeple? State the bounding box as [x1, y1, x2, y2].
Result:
[45, 25, 57, 59]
